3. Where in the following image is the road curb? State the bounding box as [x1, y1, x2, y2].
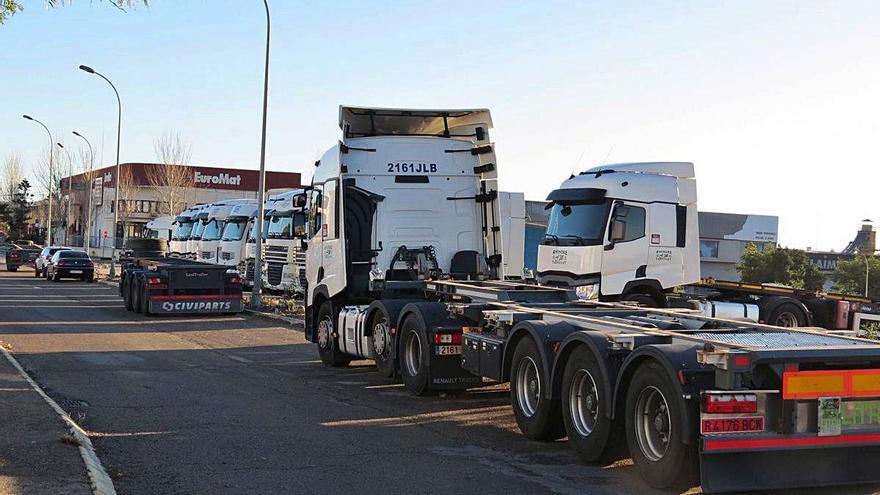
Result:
[0, 346, 117, 495]
[243, 308, 304, 328]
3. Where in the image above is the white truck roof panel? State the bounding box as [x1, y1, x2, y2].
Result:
[339, 106, 493, 137]
[586, 162, 695, 179]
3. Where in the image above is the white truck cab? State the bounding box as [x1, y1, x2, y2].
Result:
[241, 192, 288, 286]
[304, 106, 503, 368]
[144, 215, 174, 242]
[263, 190, 307, 294]
[199, 199, 257, 264]
[170, 205, 206, 257]
[537, 162, 700, 304]
[218, 202, 260, 267]
[186, 207, 212, 260]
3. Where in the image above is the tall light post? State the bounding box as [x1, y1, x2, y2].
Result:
[56, 142, 73, 245]
[73, 131, 94, 254]
[22, 115, 54, 246]
[251, 0, 271, 308]
[79, 64, 122, 277]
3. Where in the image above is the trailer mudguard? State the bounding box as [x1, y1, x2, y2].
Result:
[502, 320, 579, 400]
[551, 332, 617, 416]
[613, 343, 704, 445]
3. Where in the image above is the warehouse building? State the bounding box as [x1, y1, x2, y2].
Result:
[59, 163, 301, 258]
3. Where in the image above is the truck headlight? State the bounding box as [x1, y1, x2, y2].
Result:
[576, 283, 600, 301]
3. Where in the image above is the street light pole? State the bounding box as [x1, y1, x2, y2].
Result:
[80, 64, 122, 277]
[55, 142, 73, 245]
[73, 131, 95, 254]
[251, 0, 271, 308]
[22, 115, 54, 246]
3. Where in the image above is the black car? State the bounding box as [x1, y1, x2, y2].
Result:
[46, 250, 95, 282]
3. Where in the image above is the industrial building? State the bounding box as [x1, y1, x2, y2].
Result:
[58, 163, 301, 258]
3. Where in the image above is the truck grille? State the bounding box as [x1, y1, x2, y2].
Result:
[298, 267, 307, 291]
[267, 262, 283, 286]
[265, 244, 289, 264]
[245, 260, 255, 282]
[221, 251, 233, 261]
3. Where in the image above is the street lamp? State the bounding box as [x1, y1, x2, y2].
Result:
[80, 64, 122, 277]
[251, 0, 271, 308]
[56, 142, 73, 245]
[73, 131, 95, 254]
[22, 115, 54, 246]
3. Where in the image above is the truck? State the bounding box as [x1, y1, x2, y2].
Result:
[198, 199, 257, 264]
[119, 250, 244, 316]
[240, 191, 290, 288]
[144, 215, 173, 242]
[302, 109, 880, 492]
[169, 204, 208, 258]
[185, 207, 211, 260]
[535, 161, 880, 331]
[262, 189, 307, 294]
[218, 202, 259, 269]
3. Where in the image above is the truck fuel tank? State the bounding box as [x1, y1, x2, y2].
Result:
[695, 300, 759, 323]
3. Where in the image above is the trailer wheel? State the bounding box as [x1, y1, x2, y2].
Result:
[623, 293, 658, 308]
[140, 284, 151, 316]
[766, 302, 808, 327]
[510, 338, 563, 441]
[132, 278, 143, 314]
[315, 300, 351, 368]
[561, 346, 616, 462]
[399, 315, 431, 395]
[7, 266, 17, 272]
[369, 310, 395, 378]
[625, 360, 695, 489]
[123, 277, 134, 311]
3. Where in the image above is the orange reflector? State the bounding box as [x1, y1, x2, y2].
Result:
[783, 369, 880, 399]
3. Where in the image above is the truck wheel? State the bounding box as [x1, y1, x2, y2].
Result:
[625, 360, 695, 489]
[623, 293, 658, 308]
[369, 310, 395, 378]
[399, 315, 431, 396]
[140, 283, 151, 316]
[315, 301, 351, 367]
[132, 279, 143, 314]
[766, 302, 808, 327]
[510, 337, 563, 441]
[123, 277, 133, 311]
[561, 346, 616, 462]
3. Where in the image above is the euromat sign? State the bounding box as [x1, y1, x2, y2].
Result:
[194, 171, 242, 186]
[75, 163, 301, 192]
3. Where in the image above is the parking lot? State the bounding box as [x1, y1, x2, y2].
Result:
[3, 262, 879, 495]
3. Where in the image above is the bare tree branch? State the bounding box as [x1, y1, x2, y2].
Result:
[1, 152, 25, 203]
[148, 130, 194, 216]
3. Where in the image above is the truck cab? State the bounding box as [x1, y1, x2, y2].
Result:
[537, 162, 699, 304]
[169, 205, 205, 258]
[263, 189, 307, 294]
[304, 105, 503, 369]
[199, 199, 256, 264]
[144, 215, 173, 242]
[187, 208, 211, 260]
[218, 202, 259, 267]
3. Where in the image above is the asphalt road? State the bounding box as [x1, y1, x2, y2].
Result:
[0, 263, 878, 495]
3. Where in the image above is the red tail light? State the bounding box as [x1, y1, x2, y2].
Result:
[56, 260, 67, 266]
[228, 276, 242, 285]
[702, 393, 758, 414]
[433, 332, 462, 345]
[45, 255, 52, 260]
[145, 277, 167, 289]
[146, 277, 162, 285]
[9, 253, 19, 259]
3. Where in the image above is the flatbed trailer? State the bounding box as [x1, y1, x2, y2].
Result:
[360, 278, 880, 492]
[118, 255, 243, 316]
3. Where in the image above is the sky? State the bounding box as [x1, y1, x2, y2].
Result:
[2, 0, 879, 251]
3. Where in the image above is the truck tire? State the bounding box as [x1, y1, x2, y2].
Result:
[7, 266, 17, 272]
[123, 277, 133, 311]
[561, 345, 616, 462]
[369, 309, 395, 378]
[766, 302, 808, 328]
[510, 337, 563, 441]
[624, 360, 695, 489]
[140, 282, 151, 316]
[315, 300, 351, 368]
[399, 314, 431, 396]
[132, 278, 143, 314]
[623, 293, 658, 308]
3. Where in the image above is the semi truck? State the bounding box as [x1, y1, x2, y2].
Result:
[240, 192, 286, 287]
[301, 108, 880, 492]
[198, 199, 257, 264]
[218, 202, 259, 268]
[535, 161, 880, 331]
[263, 189, 307, 294]
[185, 207, 211, 260]
[169, 204, 208, 258]
[144, 215, 173, 242]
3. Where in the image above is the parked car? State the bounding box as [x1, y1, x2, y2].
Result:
[35, 246, 70, 278]
[45, 250, 95, 282]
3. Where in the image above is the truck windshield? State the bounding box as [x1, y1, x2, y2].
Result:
[248, 218, 270, 242]
[172, 221, 193, 241]
[267, 214, 304, 239]
[544, 201, 611, 246]
[201, 220, 225, 241]
[221, 219, 249, 241]
[190, 219, 207, 240]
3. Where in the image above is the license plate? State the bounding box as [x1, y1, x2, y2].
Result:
[70, 270, 83, 274]
[701, 416, 764, 434]
[435, 345, 462, 356]
[819, 397, 880, 436]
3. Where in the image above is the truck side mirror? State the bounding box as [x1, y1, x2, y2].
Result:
[611, 220, 626, 241]
[300, 239, 308, 252]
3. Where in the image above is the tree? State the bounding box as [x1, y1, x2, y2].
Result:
[737, 243, 825, 292]
[147, 130, 194, 215]
[0, 180, 33, 239]
[115, 164, 137, 228]
[832, 256, 880, 300]
[1, 1, 147, 25]
[1, 152, 25, 203]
